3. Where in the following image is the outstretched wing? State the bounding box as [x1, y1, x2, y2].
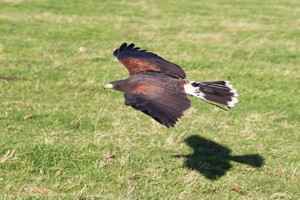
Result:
[124, 82, 191, 128]
[113, 43, 186, 78]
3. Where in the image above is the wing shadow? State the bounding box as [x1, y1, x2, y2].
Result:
[175, 135, 264, 180]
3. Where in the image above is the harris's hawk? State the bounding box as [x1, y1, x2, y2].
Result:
[104, 43, 238, 128]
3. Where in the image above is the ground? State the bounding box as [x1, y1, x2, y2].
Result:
[0, 0, 299, 199]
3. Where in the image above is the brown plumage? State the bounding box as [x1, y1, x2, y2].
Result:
[105, 43, 239, 128]
[113, 42, 186, 78]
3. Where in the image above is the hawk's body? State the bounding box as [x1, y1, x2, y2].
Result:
[105, 43, 239, 128]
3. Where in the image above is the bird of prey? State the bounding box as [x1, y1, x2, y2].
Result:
[104, 43, 238, 128]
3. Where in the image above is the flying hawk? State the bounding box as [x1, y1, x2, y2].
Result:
[104, 43, 238, 128]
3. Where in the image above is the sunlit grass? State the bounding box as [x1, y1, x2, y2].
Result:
[0, 0, 299, 199]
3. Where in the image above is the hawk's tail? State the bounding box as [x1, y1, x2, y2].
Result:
[184, 80, 239, 108]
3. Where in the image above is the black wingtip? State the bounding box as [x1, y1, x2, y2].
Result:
[113, 42, 146, 57]
[114, 42, 136, 57]
[113, 42, 163, 61]
[127, 43, 135, 50]
[113, 42, 126, 56]
[119, 42, 127, 51]
[113, 49, 119, 56]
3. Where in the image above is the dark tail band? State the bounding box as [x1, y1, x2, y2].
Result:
[185, 80, 239, 108]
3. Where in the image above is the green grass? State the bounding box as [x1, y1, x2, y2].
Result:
[1, 0, 299, 199]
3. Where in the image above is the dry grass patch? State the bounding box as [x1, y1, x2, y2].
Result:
[219, 20, 264, 31]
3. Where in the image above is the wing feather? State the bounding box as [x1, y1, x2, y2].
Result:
[124, 82, 191, 128]
[113, 43, 186, 78]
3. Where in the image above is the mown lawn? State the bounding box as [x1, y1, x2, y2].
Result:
[0, 0, 299, 199]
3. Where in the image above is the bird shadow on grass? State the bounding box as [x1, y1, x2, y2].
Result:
[174, 135, 264, 180]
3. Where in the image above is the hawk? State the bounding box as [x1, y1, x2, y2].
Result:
[104, 43, 238, 128]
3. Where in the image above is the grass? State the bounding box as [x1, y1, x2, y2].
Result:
[0, 0, 299, 199]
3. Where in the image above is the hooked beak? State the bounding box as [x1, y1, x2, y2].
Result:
[104, 83, 114, 90]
